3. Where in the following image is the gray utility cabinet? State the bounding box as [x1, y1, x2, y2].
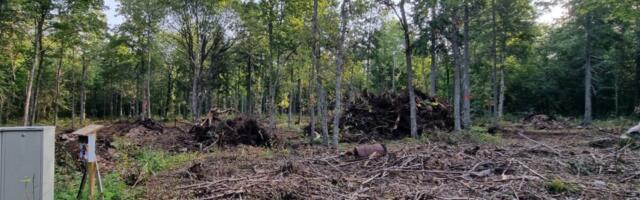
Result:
[0, 127, 55, 200]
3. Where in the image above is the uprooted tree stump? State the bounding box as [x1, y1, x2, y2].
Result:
[190, 108, 273, 147]
[307, 90, 453, 142]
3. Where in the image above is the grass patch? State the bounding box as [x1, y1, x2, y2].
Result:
[546, 177, 579, 194]
[55, 136, 199, 200]
[427, 126, 503, 145]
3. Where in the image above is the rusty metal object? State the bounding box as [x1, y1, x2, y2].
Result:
[354, 143, 387, 157]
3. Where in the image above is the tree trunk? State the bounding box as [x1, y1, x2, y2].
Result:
[288, 63, 294, 127]
[635, 19, 640, 106]
[267, 13, 277, 133]
[191, 64, 200, 122]
[146, 36, 152, 120]
[31, 49, 46, 124]
[491, 0, 499, 127]
[429, 0, 438, 96]
[320, 88, 329, 144]
[246, 56, 253, 116]
[462, 4, 471, 129]
[451, 9, 462, 132]
[80, 52, 88, 125]
[53, 43, 64, 126]
[392, 52, 396, 93]
[71, 55, 76, 129]
[399, 0, 418, 138]
[24, 9, 46, 126]
[583, 14, 593, 125]
[311, 0, 327, 146]
[165, 63, 174, 120]
[296, 78, 302, 124]
[332, 0, 350, 148]
[498, 68, 505, 119]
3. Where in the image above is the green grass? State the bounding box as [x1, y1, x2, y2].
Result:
[546, 177, 579, 194]
[55, 136, 199, 200]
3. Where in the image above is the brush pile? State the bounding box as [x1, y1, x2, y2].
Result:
[190, 108, 272, 147]
[522, 113, 568, 130]
[338, 90, 453, 142]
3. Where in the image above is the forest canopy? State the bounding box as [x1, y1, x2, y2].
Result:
[0, 0, 639, 134]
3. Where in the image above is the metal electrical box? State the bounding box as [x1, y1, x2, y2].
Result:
[0, 126, 55, 200]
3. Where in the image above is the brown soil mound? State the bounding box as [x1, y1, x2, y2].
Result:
[56, 119, 197, 170]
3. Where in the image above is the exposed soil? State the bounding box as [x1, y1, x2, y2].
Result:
[145, 127, 640, 199]
[55, 119, 198, 171]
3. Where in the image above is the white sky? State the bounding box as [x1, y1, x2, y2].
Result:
[104, 0, 123, 29]
[535, 3, 567, 25]
[103, 0, 567, 29]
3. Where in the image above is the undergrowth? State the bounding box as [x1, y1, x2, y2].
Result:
[54, 136, 198, 200]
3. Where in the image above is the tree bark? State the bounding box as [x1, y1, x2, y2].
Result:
[296, 78, 302, 124]
[332, 0, 350, 148]
[462, 4, 471, 129]
[246, 56, 253, 116]
[53, 41, 64, 126]
[164, 63, 174, 120]
[491, 0, 499, 127]
[146, 31, 152, 120]
[288, 63, 294, 127]
[71, 49, 76, 129]
[31, 48, 46, 124]
[398, 0, 418, 138]
[451, 8, 462, 132]
[583, 14, 593, 125]
[311, 0, 328, 146]
[429, 2, 438, 96]
[80, 52, 88, 125]
[267, 8, 277, 133]
[24, 6, 46, 126]
[635, 19, 640, 106]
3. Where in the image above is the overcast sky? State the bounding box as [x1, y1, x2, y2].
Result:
[103, 0, 567, 29]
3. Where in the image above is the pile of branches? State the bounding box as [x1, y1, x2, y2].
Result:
[151, 138, 640, 199]
[190, 108, 272, 147]
[522, 113, 568, 129]
[339, 90, 453, 142]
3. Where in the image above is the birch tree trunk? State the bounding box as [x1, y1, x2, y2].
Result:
[332, 0, 350, 148]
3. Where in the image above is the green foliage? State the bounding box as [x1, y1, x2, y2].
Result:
[546, 177, 579, 194]
[54, 170, 143, 200]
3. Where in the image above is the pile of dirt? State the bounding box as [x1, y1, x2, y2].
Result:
[522, 113, 569, 129]
[147, 129, 640, 199]
[190, 109, 272, 148]
[337, 90, 453, 142]
[55, 119, 197, 170]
